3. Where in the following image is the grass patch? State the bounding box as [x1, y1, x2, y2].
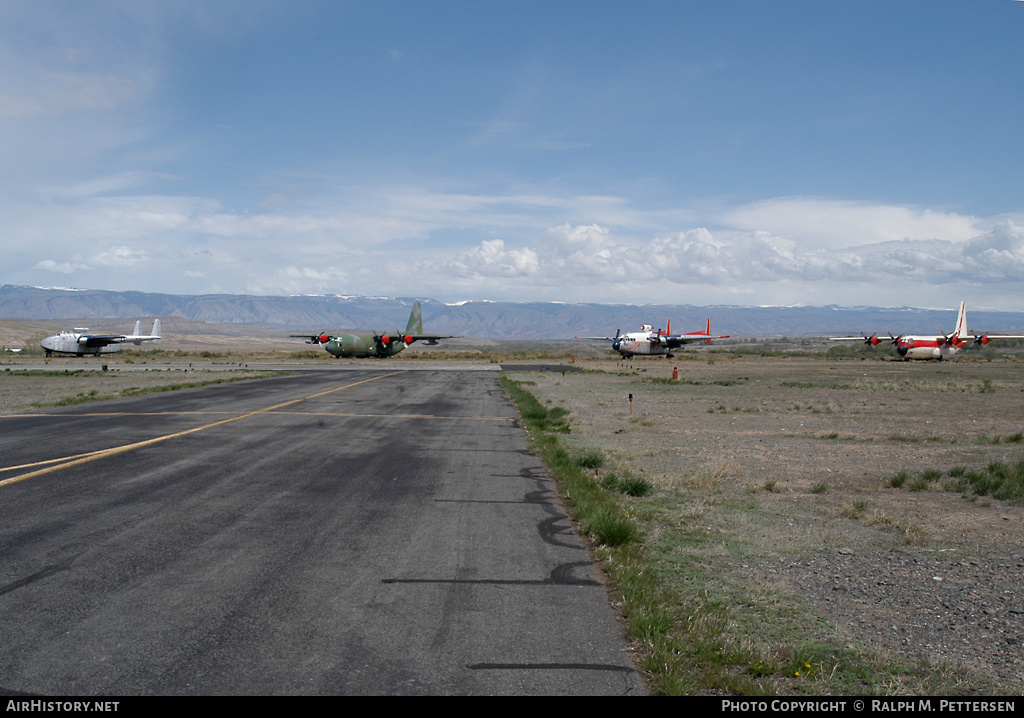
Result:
[601, 472, 653, 497]
[575, 450, 605, 469]
[887, 459, 1024, 504]
[841, 500, 870, 520]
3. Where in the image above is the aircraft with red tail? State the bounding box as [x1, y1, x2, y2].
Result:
[578, 318, 729, 358]
[828, 301, 1024, 361]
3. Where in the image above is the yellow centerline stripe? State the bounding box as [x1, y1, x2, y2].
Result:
[253, 411, 511, 421]
[0, 371, 406, 488]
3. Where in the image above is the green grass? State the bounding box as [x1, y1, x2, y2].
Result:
[601, 472, 653, 497]
[887, 460, 1024, 504]
[502, 377, 633, 539]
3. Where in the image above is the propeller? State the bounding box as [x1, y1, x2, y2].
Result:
[868, 333, 900, 346]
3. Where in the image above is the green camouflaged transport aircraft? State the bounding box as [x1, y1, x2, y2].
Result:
[291, 301, 455, 358]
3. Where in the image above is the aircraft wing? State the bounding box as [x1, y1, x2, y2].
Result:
[827, 334, 893, 345]
[77, 334, 130, 348]
[385, 333, 456, 346]
[973, 333, 1024, 344]
[291, 333, 332, 344]
[662, 333, 730, 348]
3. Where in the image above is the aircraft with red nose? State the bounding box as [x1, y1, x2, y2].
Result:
[829, 301, 1024, 361]
[291, 301, 454, 358]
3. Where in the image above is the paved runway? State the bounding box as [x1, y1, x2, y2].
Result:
[0, 369, 644, 695]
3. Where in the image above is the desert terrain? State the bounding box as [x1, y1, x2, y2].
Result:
[519, 352, 1024, 692]
[3, 323, 1023, 692]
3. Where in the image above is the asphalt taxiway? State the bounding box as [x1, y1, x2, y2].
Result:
[0, 368, 643, 695]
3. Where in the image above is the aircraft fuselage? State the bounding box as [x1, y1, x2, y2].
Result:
[40, 320, 162, 357]
[323, 332, 410, 358]
[895, 336, 964, 361]
[40, 331, 124, 357]
[296, 301, 451, 358]
[613, 333, 671, 357]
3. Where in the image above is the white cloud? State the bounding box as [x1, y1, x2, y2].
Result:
[721, 198, 981, 250]
[34, 258, 87, 274]
[33, 245, 149, 274]
[404, 214, 1024, 304]
[961, 221, 1024, 281]
[90, 245, 151, 267]
[432, 238, 541, 278]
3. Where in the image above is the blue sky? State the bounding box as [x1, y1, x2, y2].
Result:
[2, 1, 1023, 309]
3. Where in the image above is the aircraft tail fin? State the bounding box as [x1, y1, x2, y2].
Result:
[129, 319, 161, 345]
[954, 301, 969, 341]
[406, 301, 424, 335]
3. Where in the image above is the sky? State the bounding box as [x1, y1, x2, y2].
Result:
[1, 0, 1023, 309]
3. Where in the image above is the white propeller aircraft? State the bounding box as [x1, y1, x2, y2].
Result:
[41, 320, 162, 357]
[579, 318, 729, 358]
[828, 301, 1024, 361]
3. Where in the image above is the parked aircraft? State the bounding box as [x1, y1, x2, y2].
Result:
[578, 318, 729, 358]
[828, 301, 1024, 361]
[41, 320, 162, 357]
[292, 301, 454, 358]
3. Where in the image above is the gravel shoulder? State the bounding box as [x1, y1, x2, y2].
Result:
[0, 362, 277, 414]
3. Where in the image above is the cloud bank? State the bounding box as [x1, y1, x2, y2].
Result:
[13, 186, 1024, 307]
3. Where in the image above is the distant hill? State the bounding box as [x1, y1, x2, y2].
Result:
[3, 285, 1023, 340]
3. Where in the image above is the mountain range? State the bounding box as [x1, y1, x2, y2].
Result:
[3, 284, 1023, 340]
